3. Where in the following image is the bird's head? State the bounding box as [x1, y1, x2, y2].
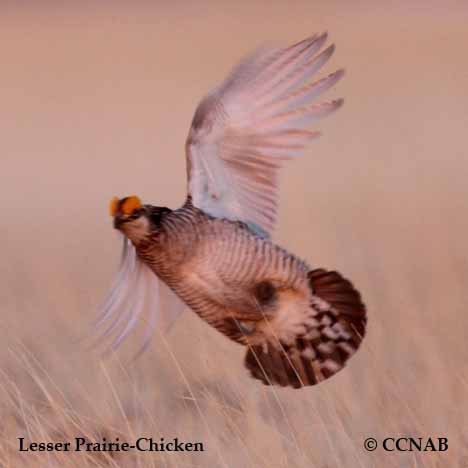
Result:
[109, 195, 151, 245]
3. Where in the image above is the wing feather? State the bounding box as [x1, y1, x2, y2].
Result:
[185, 33, 344, 235]
[93, 238, 186, 356]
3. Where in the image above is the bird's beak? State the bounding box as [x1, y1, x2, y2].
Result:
[113, 215, 125, 230]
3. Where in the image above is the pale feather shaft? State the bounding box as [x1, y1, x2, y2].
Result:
[185, 33, 344, 236]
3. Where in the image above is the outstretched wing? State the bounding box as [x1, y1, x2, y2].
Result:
[244, 268, 367, 388]
[185, 33, 344, 236]
[92, 237, 186, 356]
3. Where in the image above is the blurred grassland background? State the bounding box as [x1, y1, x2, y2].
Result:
[1, 1, 467, 467]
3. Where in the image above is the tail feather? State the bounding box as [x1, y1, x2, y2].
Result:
[308, 268, 366, 335]
[244, 268, 367, 388]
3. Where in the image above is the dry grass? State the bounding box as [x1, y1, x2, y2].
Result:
[1, 2, 467, 467]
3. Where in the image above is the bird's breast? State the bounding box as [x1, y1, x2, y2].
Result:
[138, 211, 311, 323]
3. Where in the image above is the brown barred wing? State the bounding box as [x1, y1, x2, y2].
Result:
[244, 268, 367, 388]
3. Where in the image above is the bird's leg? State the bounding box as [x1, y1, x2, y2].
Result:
[234, 319, 256, 336]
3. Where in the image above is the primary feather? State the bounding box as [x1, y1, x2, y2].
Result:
[94, 237, 186, 355]
[186, 32, 344, 236]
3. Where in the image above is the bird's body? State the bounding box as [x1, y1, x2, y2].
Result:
[98, 33, 367, 388]
[136, 198, 311, 345]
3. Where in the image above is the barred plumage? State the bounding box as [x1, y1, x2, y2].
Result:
[97, 33, 367, 388]
[138, 199, 310, 337]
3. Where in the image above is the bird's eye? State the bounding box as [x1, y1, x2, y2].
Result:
[121, 196, 142, 215]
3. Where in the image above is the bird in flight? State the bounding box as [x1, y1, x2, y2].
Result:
[95, 33, 367, 388]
